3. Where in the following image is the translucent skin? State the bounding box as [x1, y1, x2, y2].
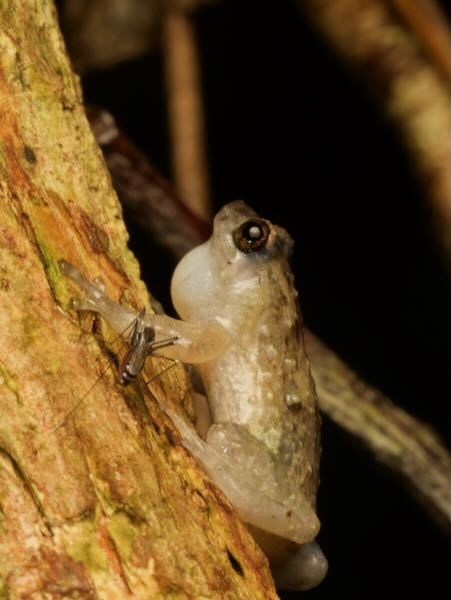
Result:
[60, 201, 328, 591]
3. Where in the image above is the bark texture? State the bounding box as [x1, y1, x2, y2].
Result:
[0, 2, 277, 598]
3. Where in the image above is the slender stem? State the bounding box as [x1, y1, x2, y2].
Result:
[305, 330, 451, 531]
[162, 12, 211, 221]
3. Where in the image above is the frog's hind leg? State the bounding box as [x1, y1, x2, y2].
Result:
[164, 410, 319, 544]
[205, 423, 320, 544]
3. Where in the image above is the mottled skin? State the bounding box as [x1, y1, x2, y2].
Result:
[60, 201, 327, 591]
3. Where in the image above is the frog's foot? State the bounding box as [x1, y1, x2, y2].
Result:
[59, 260, 105, 300]
[59, 260, 138, 334]
[271, 540, 328, 591]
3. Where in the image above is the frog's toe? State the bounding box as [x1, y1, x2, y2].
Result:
[70, 296, 98, 313]
[92, 276, 106, 294]
[59, 260, 107, 301]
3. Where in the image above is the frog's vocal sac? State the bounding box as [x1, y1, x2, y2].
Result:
[60, 201, 328, 591]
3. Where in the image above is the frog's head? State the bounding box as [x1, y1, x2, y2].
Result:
[171, 201, 294, 323]
[211, 200, 294, 262]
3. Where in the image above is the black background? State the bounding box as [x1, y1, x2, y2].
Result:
[80, 1, 451, 597]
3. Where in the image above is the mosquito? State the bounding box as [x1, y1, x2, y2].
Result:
[49, 308, 179, 432]
[117, 308, 179, 385]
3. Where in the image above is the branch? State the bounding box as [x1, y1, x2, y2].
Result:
[162, 11, 211, 220]
[390, 0, 451, 80]
[297, 0, 451, 269]
[305, 331, 451, 531]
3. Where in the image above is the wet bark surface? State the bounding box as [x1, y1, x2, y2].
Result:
[0, 2, 278, 598]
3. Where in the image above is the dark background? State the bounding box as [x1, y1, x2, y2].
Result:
[80, 1, 451, 597]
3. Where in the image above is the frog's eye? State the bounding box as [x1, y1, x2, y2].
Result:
[232, 219, 270, 254]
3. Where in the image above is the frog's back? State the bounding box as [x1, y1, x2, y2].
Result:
[201, 255, 321, 507]
[172, 200, 321, 506]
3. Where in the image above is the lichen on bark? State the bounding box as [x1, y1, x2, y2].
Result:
[0, 1, 277, 597]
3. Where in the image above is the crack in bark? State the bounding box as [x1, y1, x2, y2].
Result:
[0, 446, 53, 536]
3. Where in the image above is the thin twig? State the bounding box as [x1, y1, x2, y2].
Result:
[390, 0, 451, 80]
[162, 11, 211, 220]
[297, 0, 451, 269]
[305, 330, 451, 531]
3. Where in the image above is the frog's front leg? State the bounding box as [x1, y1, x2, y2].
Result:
[59, 260, 230, 364]
[60, 260, 138, 334]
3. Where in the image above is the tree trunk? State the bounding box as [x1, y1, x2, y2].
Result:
[0, 2, 277, 598]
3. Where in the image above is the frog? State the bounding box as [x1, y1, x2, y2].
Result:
[59, 200, 328, 591]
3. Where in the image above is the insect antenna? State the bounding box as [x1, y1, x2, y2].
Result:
[46, 316, 138, 433]
[47, 360, 113, 433]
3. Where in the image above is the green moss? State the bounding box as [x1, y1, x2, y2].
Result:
[21, 314, 40, 346]
[0, 142, 6, 172]
[65, 513, 109, 573]
[0, 505, 5, 534]
[29, 191, 41, 206]
[68, 538, 109, 573]
[0, 361, 19, 400]
[0, 578, 9, 600]
[34, 236, 67, 301]
[46, 356, 62, 374]
[107, 510, 145, 561]
[162, 588, 185, 599]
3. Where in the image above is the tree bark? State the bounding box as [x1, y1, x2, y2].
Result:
[0, 2, 277, 598]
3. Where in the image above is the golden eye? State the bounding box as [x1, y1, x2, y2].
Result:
[232, 219, 270, 254]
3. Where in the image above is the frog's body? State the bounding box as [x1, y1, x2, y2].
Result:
[59, 201, 328, 591]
